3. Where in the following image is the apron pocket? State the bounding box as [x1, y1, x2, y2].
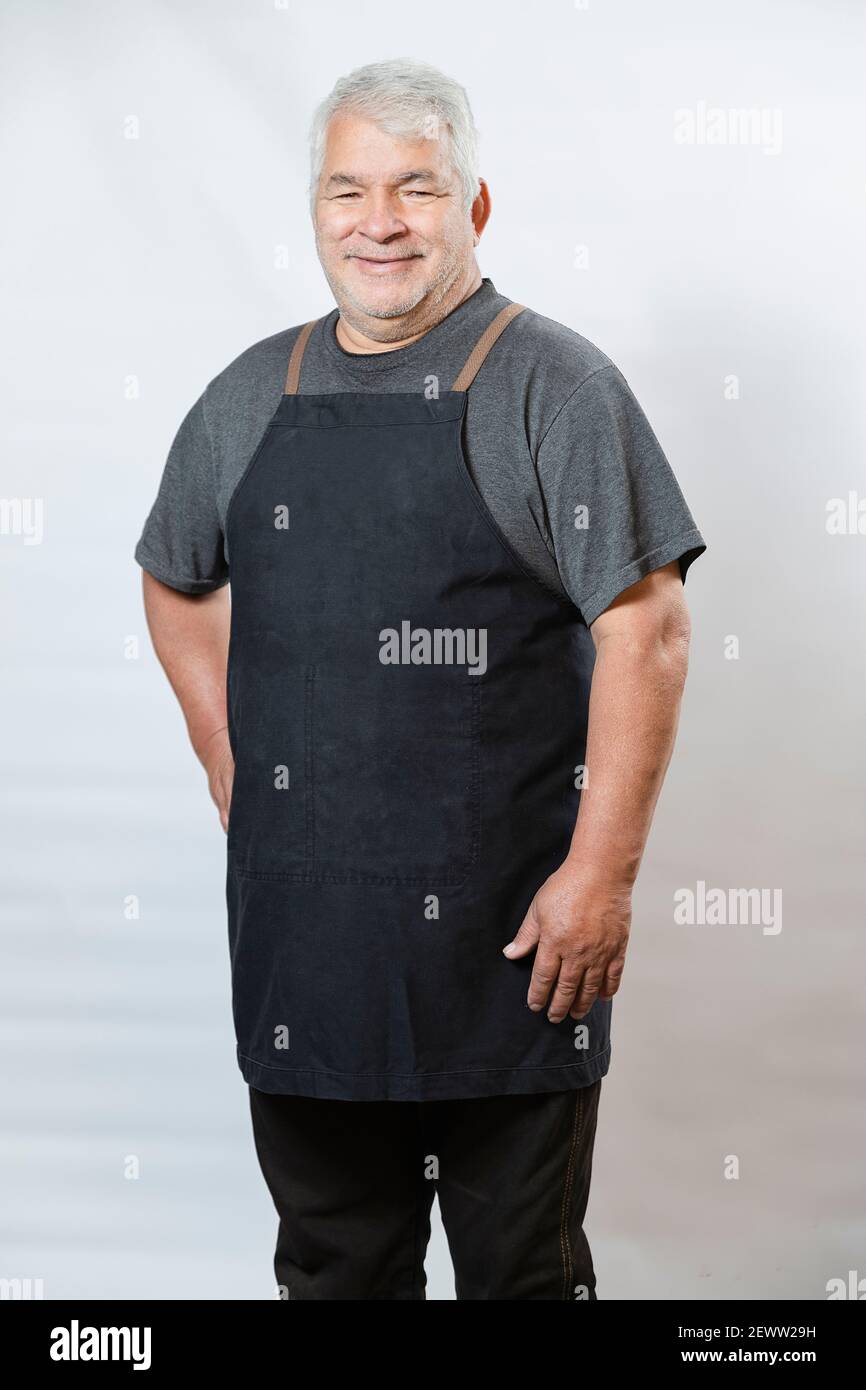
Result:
[227, 665, 311, 877]
[310, 667, 481, 886]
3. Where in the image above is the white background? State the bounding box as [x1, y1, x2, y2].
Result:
[1, 0, 864, 1299]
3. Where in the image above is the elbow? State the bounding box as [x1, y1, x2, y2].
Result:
[659, 595, 692, 687]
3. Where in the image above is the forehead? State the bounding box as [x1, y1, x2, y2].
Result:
[322, 113, 452, 180]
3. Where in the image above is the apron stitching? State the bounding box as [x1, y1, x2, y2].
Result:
[269, 416, 465, 430]
[304, 665, 316, 861]
[228, 865, 473, 887]
[559, 1088, 584, 1300]
[238, 1049, 610, 1078]
[468, 681, 482, 863]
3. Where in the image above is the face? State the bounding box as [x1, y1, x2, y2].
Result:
[313, 113, 483, 331]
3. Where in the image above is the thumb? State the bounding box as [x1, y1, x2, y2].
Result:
[502, 899, 541, 959]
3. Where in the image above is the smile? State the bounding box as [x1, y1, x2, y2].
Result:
[351, 255, 419, 273]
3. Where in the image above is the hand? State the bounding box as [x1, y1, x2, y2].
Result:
[502, 860, 631, 1023]
[200, 727, 235, 833]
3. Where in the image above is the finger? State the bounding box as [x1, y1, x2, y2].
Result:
[598, 957, 626, 1001]
[547, 962, 586, 1023]
[527, 945, 562, 1012]
[502, 900, 541, 960]
[569, 970, 606, 1020]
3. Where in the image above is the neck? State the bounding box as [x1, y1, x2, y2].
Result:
[334, 264, 483, 355]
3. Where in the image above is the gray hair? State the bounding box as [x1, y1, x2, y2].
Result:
[308, 59, 480, 216]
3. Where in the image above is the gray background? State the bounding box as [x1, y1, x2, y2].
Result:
[1, 0, 863, 1300]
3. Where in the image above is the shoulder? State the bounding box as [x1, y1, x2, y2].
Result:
[198, 320, 313, 431]
[490, 299, 631, 435]
[511, 303, 615, 382]
[204, 321, 308, 390]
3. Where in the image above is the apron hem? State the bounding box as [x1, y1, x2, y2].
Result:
[236, 1044, 611, 1102]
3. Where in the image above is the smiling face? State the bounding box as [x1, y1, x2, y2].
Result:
[313, 112, 488, 339]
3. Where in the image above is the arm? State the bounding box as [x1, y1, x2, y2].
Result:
[502, 560, 691, 1022]
[141, 571, 234, 830]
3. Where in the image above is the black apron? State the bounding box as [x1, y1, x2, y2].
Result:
[224, 301, 611, 1100]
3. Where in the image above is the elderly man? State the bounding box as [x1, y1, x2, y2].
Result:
[135, 58, 706, 1301]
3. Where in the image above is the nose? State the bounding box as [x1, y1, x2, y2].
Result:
[352, 190, 409, 244]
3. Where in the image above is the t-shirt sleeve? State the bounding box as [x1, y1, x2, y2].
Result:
[133, 391, 229, 594]
[537, 364, 706, 625]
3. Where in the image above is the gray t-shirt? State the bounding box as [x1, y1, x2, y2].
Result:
[134, 277, 705, 625]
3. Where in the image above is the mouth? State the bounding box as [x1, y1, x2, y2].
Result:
[349, 254, 421, 275]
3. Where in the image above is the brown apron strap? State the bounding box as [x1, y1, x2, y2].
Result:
[285, 302, 527, 395]
[450, 302, 526, 392]
[284, 319, 320, 394]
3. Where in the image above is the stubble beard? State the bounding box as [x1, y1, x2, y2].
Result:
[316, 232, 469, 341]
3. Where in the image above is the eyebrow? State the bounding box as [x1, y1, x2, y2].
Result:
[324, 168, 441, 192]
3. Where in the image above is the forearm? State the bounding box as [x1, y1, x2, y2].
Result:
[141, 571, 231, 765]
[565, 622, 691, 888]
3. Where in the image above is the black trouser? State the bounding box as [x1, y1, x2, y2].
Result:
[248, 1080, 602, 1300]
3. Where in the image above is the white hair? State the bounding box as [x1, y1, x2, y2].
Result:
[308, 59, 480, 216]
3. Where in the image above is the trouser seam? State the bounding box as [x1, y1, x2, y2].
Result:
[559, 1087, 585, 1300]
[410, 1107, 426, 1299]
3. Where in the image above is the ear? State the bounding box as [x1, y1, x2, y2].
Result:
[471, 178, 492, 242]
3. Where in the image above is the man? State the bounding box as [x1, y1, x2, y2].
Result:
[135, 58, 706, 1301]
